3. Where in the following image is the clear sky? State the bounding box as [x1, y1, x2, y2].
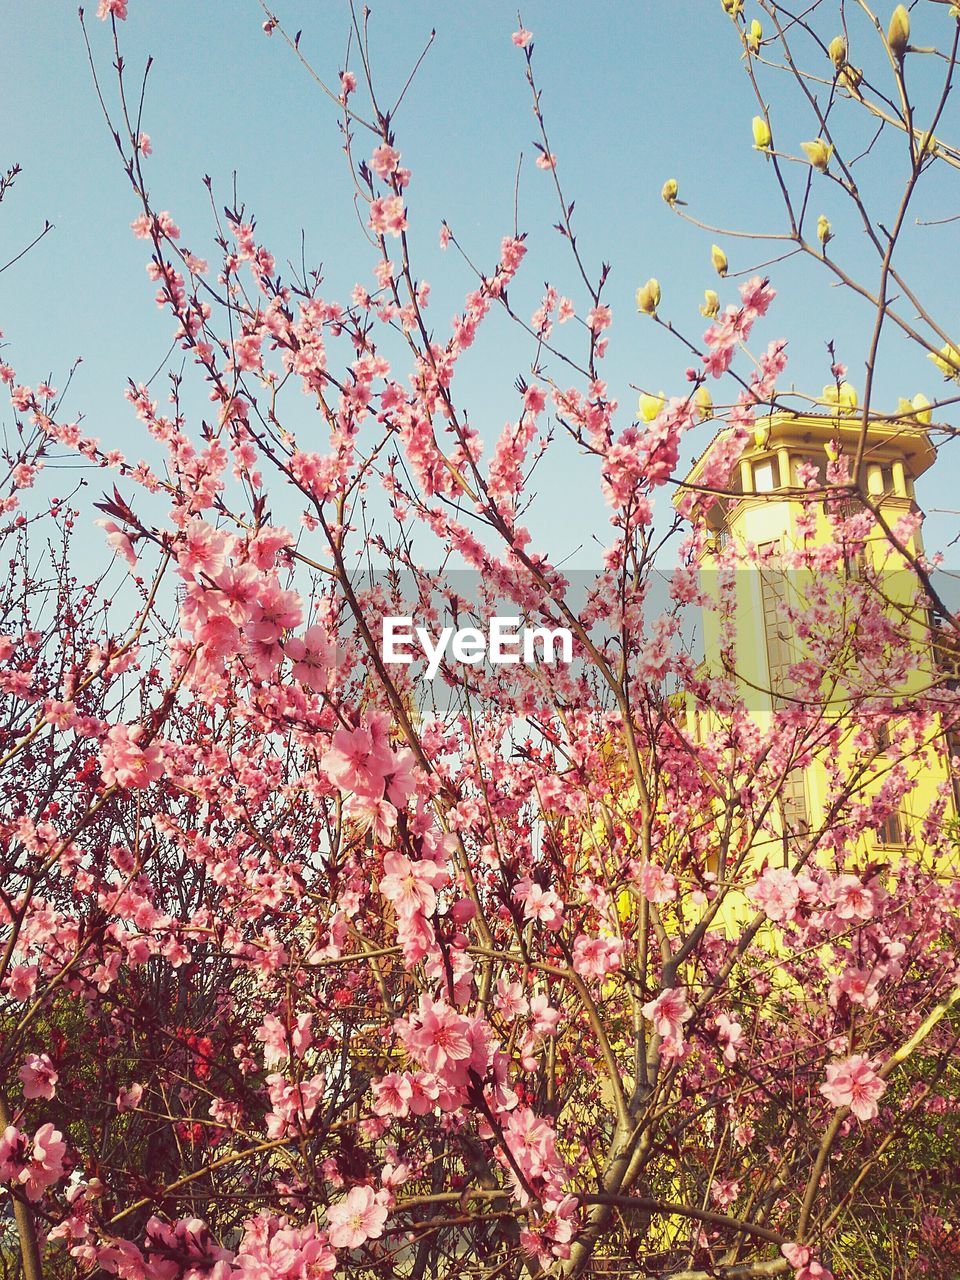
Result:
[2, 1, 958, 568]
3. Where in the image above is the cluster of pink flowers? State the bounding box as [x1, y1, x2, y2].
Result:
[819, 1053, 887, 1122]
[0, 1123, 67, 1201]
[320, 709, 417, 838]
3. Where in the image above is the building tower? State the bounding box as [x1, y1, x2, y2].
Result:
[675, 409, 956, 859]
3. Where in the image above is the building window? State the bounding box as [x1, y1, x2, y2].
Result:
[875, 809, 904, 847]
[752, 458, 778, 493]
[758, 541, 793, 702]
[779, 772, 809, 847]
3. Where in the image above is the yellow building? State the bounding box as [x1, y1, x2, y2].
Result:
[674, 409, 958, 866]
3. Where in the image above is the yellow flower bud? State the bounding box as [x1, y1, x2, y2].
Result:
[823, 381, 858, 413]
[661, 178, 679, 204]
[817, 214, 832, 245]
[888, 4, 910, 58]
[636, 278, 661, 316]
[700, 289, 721, 319]
[899, 393, 932, 425]
[721, 0, 744, 14]
[639, 391, 666, 422]
[911, 392, 932, 424]
[711, 244, 729, 277]
[753, 116, 772, 150]
[695, 386, 714, 421]
[801, 139, 834, 171]
[929, 343, 960, 380]
[828, 35, 847, 67]
[746, 19, 762, 52]
[839, 63, 863, 94]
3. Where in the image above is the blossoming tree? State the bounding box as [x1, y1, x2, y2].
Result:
[1, 3, 959, 1279]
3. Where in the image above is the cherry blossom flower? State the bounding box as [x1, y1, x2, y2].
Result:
[642, 987, 693, 1047]
[19, 1053, 58, 1100]
[819, 1053, 887, 1121]
[326, 1185, 388, 1250]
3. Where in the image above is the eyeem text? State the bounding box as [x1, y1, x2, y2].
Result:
[382, 616, 574, 679]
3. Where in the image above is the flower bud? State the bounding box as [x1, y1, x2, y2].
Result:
[700, 289, 721, 319]
[911, 392, 932, 424]
[711, 244, 729, 277]
[636, 278, 661, 316]
[639, 391, 666, 422]
[898, 393, 932, 425]
[721, 0, 744, 14]
[929, 343, 960, 381]
[746, 19, 762, 53]
[801, 139, 833, 171]
[695, 386, 714, 420]
[823, 381, 858, 413]
[828, 35, 847, 67]
[888, 5, 910, 58]
[661, 177, 679, 204]
[753, 116, 772, 150]
[817, 214, 832, 245]
[839, 63, 863, 93]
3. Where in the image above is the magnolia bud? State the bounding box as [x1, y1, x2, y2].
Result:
[746, 19, 762, 53]
[700, 289, 721, 319]
[636, 278, 661, 316]
[753, 116, 772, 150]
[801, 139, 833, 172]
[840, 63, 863, 94]
[817, 214, 832, 245]
[912, 393, 932, 424]
[695, 386, 714, 420]
[828, 35, 847, 67]
[721, 0, 744, 14]
[888, 5, 910, 58]
[639, 391, 666, 422]
[823, 381, 858, 413]
[711, 244, 729, 277]
[898, 393, 932, 425]
[662, 177, 679, 204]
[929, 343, 960, 381]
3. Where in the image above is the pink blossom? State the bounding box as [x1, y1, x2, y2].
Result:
[512, 27, 533, 47]
[586, 305, 612, 333]
[19, 1054, 58, 1101]
[95, 519, 137, 567]
[746, 865, 801, 922]
[371, 1072, 414, 1118]
[99, 724, 164, 790]
[370, 144, 400, 178]
[819, 1053, 887, 1121]
[513, 877, 564, 930]
[369, 195, 407, 238]
[782, 1244, 834, 1280]
[830, 873, 876, 921]
[636, 860, 678, 903]
[642, 987, 693, 1046]
[326, 1185, 388, 1250]
[379, 852, 449, 918]
[404, 996, 473, 1074]
[572, 934, 623, 981]
[97, 0, 128, 18]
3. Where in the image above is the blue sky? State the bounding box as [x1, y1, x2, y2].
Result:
[2, 1, 958, 568]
